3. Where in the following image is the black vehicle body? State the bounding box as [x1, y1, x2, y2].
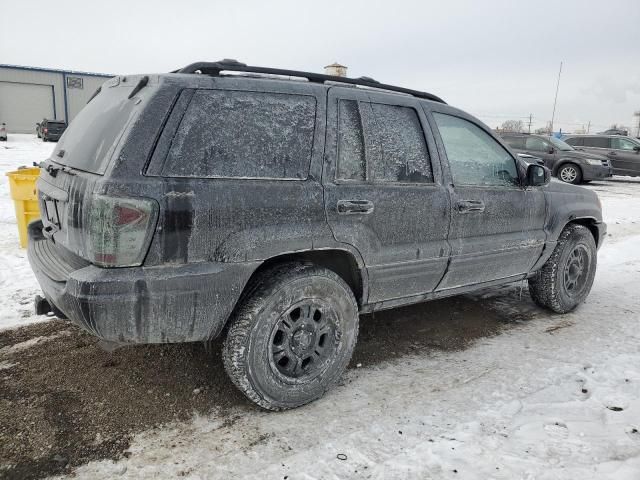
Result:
[563, 134, 640, 177]
[28, 64, 606, 346]
[501, 133, 612, 183]
[36, 119, 67, 142]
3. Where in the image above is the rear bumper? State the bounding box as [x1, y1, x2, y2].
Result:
[27, 221, 258, 344]
[582, 164, 612, 181]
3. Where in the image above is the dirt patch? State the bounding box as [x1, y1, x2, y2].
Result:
[0, 286, 535, 479]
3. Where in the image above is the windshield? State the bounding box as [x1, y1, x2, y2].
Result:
[548, 136, 574, 151]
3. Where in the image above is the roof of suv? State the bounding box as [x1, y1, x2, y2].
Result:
[171, 59, 446, 104]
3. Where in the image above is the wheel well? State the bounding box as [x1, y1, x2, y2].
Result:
[568, 219, 599, 247]
[247, 250, 365, 306]
[555, 161, 581, 176]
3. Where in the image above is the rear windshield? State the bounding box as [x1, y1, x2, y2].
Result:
[51, 82, 137, 175]
[48, 122, 66, 127]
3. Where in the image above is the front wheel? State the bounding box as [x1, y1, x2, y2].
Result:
[223, 262, 359, 410]
[529, 224, 597, 313]
[557, 163, 582, 184]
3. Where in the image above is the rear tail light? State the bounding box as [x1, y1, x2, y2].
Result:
[86, 195, 158, 267]
[44, 128, 48, 133]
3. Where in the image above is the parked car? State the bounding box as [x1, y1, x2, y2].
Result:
[28, 60, 605, 410]
[501, 133, 611, 184]
[0, 123, 6, 141]
[563, 134, 640, 177]
[600, 128, 628, 136]
[36, 119, 67, 142]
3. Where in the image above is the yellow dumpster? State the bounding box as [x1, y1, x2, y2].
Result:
[6, 167, 41, 248]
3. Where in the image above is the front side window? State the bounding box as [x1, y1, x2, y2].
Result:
[582, 137, 609, 149]
[503, 136, 525, 149]
[612, 137, 638, 151]
[564, 137, 583, 147]
[525, 136, 550, 152]
[162, 90, 316, 179]
[336, 100, 433, 183]
[433, 113, 519, 187]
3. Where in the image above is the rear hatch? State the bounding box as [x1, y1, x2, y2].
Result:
[37, 75, 157, 267]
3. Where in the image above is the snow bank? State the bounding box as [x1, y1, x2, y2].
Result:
[0, 134, 54, 330]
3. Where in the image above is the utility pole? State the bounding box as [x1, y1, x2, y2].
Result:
[587, 120, 591, 134]
[550, 61, 563, 135]
[634, 111, 640, 137]
[527, 114, 533, 134]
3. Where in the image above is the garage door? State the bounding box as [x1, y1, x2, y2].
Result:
[0, 82, 55, 133]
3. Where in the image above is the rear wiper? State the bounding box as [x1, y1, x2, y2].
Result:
[33, 161, 76, 177]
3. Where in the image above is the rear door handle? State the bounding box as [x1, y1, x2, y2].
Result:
[608, 151, 617, 156]
[456, 199, 485, 213]
[337, 199, 375, 215]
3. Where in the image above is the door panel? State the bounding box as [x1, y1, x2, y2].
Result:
[429, 111, 546, 290]
[609, 137, 640, 176]
[323, 88, 451, 303]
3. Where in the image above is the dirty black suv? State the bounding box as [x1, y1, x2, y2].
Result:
[28, 60, 606, 410]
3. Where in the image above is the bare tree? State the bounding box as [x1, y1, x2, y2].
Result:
[535, 122, 552, 135]
[500, 120, 524, 133]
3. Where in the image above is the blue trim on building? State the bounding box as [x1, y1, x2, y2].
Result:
[0, 63, 113, 78]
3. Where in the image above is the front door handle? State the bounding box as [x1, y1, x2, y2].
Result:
[456, 199, 485, 213]
[337, 199, 375, 215]
[608, 151, 617, 156]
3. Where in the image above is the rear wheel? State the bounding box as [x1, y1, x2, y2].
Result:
[557, 163, 582, 184]
[529, 224, 597, 313]
[223, 262, 359, 410]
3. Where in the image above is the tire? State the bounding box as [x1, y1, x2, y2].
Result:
[223, 262, 359, 410]
[528, 224, 597, 313]
[557, 163, 582, 184]
[42, 137, 47, 142]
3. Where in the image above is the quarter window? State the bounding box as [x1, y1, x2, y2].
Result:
[337, 100, 366, 181]
[433, 113, 519, 187]
[582, 137, 609, 149]
[162, 90, 316, 179]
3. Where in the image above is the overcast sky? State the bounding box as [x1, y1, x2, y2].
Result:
[2, 0, 639, 133]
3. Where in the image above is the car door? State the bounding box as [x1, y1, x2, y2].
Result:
[427, 109, 547, 290]
[524, 136, 556, 166]
[323, 87, 451, 303]
[609, 137, 640, 176]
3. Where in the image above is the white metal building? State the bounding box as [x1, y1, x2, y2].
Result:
[0, 65, 113, 133]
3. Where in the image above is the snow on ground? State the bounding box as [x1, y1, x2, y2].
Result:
[0, 134, 54, 331]
[2, 135, 640, 478]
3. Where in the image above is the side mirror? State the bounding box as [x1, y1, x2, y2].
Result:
[547, 146, 555, 154]
[527, 164, 550, 187]
[634, 146, 640, 153]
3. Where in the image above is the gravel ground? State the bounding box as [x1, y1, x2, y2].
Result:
[0, 291, 529, 479]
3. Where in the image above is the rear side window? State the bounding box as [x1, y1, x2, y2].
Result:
[162, 90, 316, 179]
[582, 137, 609, 148]
[564, 137, 583, 146]
[337, 100, 433, 183]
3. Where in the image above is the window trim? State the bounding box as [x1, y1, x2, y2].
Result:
[335, 98, 436, 186]
[430, 111, 523, 189]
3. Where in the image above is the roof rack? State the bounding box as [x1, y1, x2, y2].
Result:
[174, 59, 446, 104]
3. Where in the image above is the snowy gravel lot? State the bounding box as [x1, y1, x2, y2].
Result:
[1, 135, 640, 479]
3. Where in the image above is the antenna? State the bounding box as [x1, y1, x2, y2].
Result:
[549, 61, 563, 135]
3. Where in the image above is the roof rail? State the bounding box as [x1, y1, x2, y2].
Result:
[174, 60, 446, 104]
